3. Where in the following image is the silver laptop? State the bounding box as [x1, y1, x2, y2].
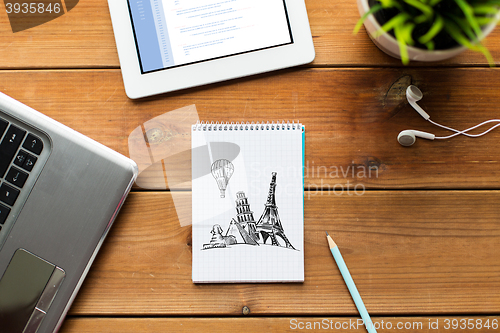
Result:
[0, 92, 138, 333]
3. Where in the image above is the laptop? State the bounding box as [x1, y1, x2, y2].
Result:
[0, 92, 138, 333]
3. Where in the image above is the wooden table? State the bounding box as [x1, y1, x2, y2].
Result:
[2, 0, 500, 332]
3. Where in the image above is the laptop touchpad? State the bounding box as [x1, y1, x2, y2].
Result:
[0, 249, 65, 333]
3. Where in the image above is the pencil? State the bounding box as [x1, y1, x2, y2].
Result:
[326, 232, 377, 333]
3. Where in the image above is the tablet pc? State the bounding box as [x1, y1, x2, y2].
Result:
[108, 0, 315, 99]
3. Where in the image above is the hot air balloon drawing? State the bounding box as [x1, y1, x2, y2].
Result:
[211, 159, 234, 198]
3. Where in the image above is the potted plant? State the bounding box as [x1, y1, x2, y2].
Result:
[355, 0, 500, 64]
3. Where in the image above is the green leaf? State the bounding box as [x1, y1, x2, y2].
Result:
[403, 0, 434, 18]
[472, 4, 500, 15]
[477, 43, 495, 66]
[444, 18, 478, 48]
[414, 13, 431, 24]
[401, 22, 416, 45]
[428, 0, 444, 6]
[424, 40, 435, 50]
[447, 14, 476, 41]
[377, 0, 405, 11]
[377, 0, 399, 8]
[377, 0, 392, 6]
[418, 14, 445, 44]
[476, 16, 497, 25]
[444, 18, 495, 66]
[394, 24, 410, 64]
[375, 12, 411, 36]
[454, 0, 484, 40]
[353, 4, 383, 34]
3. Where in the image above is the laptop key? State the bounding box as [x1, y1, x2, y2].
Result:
[23, 154, 38, 172]
[14, 150, 28, 167]
[0, 183, 20, 206]
[0, 125, 26, 177]
[0, 203, 10, 224]
[15, 150, 37, 172]
[6, 167, 29, 188]
[0, 118, 7, 137]
[23, 133, 43, 155]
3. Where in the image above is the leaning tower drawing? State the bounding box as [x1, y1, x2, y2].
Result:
[228, 191, 259, 244]
[256, 172, 295, 249]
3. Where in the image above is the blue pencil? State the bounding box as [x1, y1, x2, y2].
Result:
[326, 232, 377, 333]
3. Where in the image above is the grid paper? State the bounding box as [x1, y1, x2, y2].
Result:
[191, 122, 304, 283]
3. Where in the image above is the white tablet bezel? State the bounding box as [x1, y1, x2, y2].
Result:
[108, 0, 315, 99]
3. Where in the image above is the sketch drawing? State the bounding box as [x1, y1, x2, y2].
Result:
[211, 159, 234, 198]
[203, 225, 236, 249]
[255, 172, 295, 249]
[203, 172, 296, 250]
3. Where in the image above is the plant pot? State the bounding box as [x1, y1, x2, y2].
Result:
[357, 0, 499, 62]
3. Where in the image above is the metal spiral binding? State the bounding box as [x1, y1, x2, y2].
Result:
[193, 120, 300, 131]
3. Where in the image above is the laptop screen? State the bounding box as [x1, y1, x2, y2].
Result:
[127, 0, 293, 74]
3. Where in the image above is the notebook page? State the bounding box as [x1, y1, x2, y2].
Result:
[192, 122, 304, 283]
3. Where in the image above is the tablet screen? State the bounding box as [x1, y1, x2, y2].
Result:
[127, 0, 293, 74]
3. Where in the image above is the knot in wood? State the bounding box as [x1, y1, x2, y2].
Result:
[145, 128, 165, 145]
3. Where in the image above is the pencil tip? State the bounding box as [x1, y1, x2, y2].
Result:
[325, 231, 329, 236]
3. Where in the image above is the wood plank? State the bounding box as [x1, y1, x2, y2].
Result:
[1, 0, 500, 68]
[1, 69, 500, 189]
[59, 316, 500, 333]
[69, 191, 500, 316]
[0, 0, 119, 68]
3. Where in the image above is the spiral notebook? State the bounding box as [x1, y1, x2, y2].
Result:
[191, 121, 305, 283]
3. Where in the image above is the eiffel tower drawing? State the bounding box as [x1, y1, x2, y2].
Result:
[255, 172, 295, 249]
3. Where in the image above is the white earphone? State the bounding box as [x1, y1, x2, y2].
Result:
[398, 85, 500, 146]
[397, 129, 435, 146]
[405, 85, 430, 120]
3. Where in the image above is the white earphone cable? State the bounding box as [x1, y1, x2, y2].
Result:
[402, 85, 500, 145]
[429, 118, 500, 140]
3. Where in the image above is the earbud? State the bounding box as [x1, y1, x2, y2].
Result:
[399, 85, 500, 146]
[397, 130, 435, 146]
[406, 85, 430, 120]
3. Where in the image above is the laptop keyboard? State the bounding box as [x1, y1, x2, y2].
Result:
[0, 117, 44, 231]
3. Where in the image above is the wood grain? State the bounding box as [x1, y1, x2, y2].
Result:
[1, 0, 500, 327]
[59, 316, 500, 333]
[1, 69, 500, 189]
[0, 0, 119, 69]
[69, 191, 500, 316]
[1, 0, 500, 68]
